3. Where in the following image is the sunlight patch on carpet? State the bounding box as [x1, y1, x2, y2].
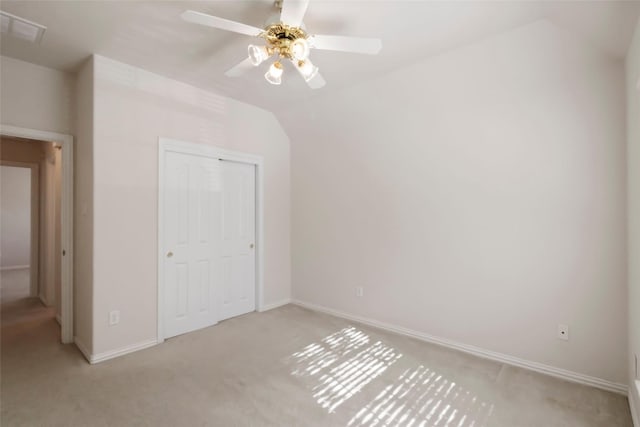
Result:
[289, 326, 402, 412]
[348, 365, 494, 427]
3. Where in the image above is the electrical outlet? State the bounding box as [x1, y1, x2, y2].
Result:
[557, 324, 569, 341]
[109, 310, 120, 326]
[356, 286, 364, 297]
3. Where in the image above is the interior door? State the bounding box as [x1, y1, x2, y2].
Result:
[219, 160, 256, 321]
[163, 151, 221, 339]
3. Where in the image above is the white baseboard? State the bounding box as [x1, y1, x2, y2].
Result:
[74, 336, 157, 364]
[90, 339, 158, 364]
[630, 381, 640, 427]
[292, 300, 628, 395]
[259, 298, 291, 312]
[74, 336, 92, 363]
[0, 265, 29, 271]
[38, 294, 48, 306]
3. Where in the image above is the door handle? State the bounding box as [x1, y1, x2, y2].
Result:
[167, 251, 173, 258]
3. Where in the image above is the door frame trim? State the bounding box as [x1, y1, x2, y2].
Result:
[157, 138, 264, 343]
[0, 124, 74, 344]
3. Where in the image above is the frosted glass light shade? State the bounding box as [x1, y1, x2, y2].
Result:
[248, 44, 269, 66]
[290, 38, 310, 61]
[265, 61, 283, 85]
[296, 60, 318, 82]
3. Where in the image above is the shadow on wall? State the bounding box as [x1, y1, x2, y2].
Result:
[287, 327, 494, 426]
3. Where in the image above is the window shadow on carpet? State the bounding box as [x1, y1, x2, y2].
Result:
[287, 326, 494, 426]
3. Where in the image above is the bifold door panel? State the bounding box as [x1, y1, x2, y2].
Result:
[163, 152, 256, 339]
[163, 152, 220, 338]
[219, 161, 256, 321]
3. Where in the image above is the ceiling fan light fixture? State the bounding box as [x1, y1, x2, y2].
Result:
[180, 1, 382, 89]
[290, 38, 310, 61]
[265, 61, 284, 85]
[296, 59, 318, 82]
[248, 44, 270, 66]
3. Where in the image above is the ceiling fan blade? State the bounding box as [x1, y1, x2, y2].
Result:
[309, 35, 382, 55]
[306, 72, 326, 89]
[225, 57, 255, 77]
[181, 10, 263, 37]
[280, 0, 309, 27]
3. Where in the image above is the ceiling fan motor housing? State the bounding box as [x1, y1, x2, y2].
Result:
[262, 23, 308, 59]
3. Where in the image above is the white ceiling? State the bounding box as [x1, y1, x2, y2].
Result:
[1, 1, 639, 111]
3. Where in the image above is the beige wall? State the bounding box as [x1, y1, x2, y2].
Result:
[0, 166, 31, 268]
[627, 16, 640, 421]
[74, 57, 94, 353]
[39, 142, 60, 308]
[0, 56, 75, 135]
[91, 55, 291, 354]
[282, 20, 627, 385]
[54, 145, 62, 317]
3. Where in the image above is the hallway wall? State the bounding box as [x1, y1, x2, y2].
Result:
[0, 166, 31, 269]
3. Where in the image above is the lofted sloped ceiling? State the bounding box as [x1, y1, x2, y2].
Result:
[1, 1, 639, 112]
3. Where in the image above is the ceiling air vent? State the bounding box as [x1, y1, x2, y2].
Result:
[0, 11, 46, 43]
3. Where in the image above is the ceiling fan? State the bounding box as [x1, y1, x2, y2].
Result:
[181, 0, 382, 89]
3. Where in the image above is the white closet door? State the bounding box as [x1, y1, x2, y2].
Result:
[219, 161, 256, 321]
[163, 152, 221, 339]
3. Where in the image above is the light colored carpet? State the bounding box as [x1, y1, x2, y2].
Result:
[0, 298, 632, 426]
[1, 269, 55, 330]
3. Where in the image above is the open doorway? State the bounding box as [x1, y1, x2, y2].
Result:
[1, 165, 36, 302]
[1, 136, 60, 331]
[0, 125, 73, 343]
